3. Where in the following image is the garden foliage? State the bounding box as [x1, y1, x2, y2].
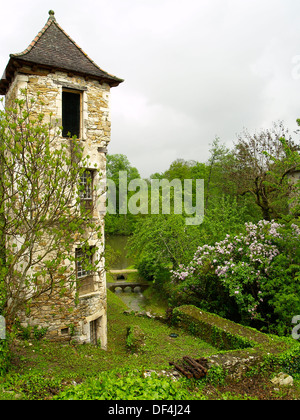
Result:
[55, 369, 191, 400]
[171, 220, 300, 335]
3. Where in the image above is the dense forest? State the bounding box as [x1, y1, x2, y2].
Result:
[105, 121, 300, 337]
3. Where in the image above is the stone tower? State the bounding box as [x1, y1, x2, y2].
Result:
[0, 11, 123, 348]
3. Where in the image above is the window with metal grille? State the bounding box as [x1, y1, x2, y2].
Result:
[80, 170, 93, 200]
[62, 90, 81, 138]
[75, 247, 94, 279]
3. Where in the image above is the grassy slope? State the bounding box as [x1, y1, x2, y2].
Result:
[0, 291, 217, 399]
[106, 290, 217, 369]
[1, 291, 300, 400]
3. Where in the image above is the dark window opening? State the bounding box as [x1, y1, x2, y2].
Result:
[62, 90, 81, 138]
[61, 327, 69, 335]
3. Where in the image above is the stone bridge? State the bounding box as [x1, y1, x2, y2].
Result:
[107, 281, 150, 294]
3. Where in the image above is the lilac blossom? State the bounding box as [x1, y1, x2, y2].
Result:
[171, 220, 300, 321]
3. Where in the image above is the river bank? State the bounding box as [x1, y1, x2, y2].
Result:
[106, 234, 159, 313]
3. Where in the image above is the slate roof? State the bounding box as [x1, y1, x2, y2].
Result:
[0, 11, 123, 94]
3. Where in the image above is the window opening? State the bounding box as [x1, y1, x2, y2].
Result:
[62, 90, 81, 138]
[90, 318, 100, 345]
[75, 247, 94, 279]
[80, 170, 93, 200]
[61, 327, 69, 335]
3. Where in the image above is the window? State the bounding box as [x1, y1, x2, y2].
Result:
[75, 247, 94, 279]
[62, 90, 81, 138]
[80, 170, 94, 200]
[79, 169, 95, 215]
[61, 328, 69, 335]
[75, 247, 95, 296]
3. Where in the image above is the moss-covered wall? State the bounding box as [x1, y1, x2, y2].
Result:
[172, 305, 297, 378]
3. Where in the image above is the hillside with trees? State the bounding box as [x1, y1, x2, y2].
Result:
[107, 121, 300, 337]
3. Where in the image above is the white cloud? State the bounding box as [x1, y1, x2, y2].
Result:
[1, 0, 300, 177]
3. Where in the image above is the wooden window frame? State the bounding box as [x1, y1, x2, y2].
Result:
[75, 247, 96, 296]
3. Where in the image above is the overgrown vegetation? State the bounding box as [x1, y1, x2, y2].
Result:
[0, 95, 103, 328]
[54, 370, 192, 400]
[0, 291, 219, 400]
[106, 124, 300, 337]
[171, 220, 300, 335]
[0, 103, 299, 399]
[0, 291, 299, 400]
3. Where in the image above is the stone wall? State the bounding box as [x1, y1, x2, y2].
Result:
[5, 69, 109, 349]
[172, 305, 294, 379]
[21, 289, 106, 345]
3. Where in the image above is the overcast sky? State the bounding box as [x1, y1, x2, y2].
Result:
[1, 0, 300, 177]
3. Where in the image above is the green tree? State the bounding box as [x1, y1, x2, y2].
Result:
[105, 154, 140, 235]
[107, 154, 140, 185]
[0, 97, 102, 326]
[205, 138, 232, 209]
[264, 136, 300, 218]
[128, 214, 200, 295]
[227, 122, 298, 220]
[162, 159, 194, 181]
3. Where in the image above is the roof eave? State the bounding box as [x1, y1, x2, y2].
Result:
[0, 57, 124, 95]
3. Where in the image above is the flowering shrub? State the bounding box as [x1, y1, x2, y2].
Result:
[171, 220, 300, 335]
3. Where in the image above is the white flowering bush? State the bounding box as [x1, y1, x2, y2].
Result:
[171, 220, 300, 335]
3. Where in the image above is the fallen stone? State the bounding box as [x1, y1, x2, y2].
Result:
[271, 372, 294, 387]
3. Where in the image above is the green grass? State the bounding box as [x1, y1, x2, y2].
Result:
[0, 290, 217, 399]
[1, 291, 300, 400]
[141, 286, 169, 315]
[106, 290, 217, 368]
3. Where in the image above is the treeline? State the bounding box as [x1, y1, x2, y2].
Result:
[105, 121, 300, 336]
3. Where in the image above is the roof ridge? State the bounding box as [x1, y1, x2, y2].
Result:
[11, 12, 122, 82]
[11, 15, 54, 58]
[53, 17, 119, 81]
[0, 11, 123, 94]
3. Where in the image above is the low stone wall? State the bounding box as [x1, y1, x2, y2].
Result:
[172, 305, 293, 378]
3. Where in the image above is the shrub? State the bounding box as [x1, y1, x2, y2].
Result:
[126, 325, 146, 353]
[33, 326, 48, 341]
[171, 220, 300, 335]
[55, 369, 191, 400]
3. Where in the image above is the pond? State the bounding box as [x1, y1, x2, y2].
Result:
[106, 235, 135, 270]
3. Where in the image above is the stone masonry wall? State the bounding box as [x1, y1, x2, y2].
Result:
[6, 70, 109, 348]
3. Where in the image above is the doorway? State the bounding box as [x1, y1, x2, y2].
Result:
[90, 318, 99, 345]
